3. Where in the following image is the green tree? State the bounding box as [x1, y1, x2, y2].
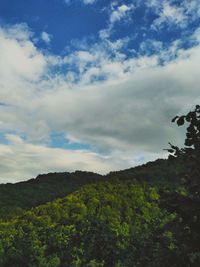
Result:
[166, 104, 200, 193]
[164, 105, 200, 266]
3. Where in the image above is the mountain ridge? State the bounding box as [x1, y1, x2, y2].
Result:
[0, 158, 184, 219]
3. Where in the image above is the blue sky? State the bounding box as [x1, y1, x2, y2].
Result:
[0, 0, 200, 182]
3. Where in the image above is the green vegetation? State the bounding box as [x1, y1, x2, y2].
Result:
[161, 105, 200, 266]
[0, 105, 199, 266]
[0, 181, 176, 267]
[0, 159, 185, 220]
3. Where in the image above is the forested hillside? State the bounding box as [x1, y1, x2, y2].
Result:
[0, 180, 179, 267]
[0, 106, 200, 266]
[0, 177, 199, 267]
[0, 158, 184, 219]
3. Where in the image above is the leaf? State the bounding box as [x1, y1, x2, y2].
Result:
[184, 139, 193, 147]
[186, 133, 192, 138]
[177, 116, 185, 126]
[195, 104, 200, 110]
[171, 116, 179, 123]
[167, 149, 175, 153]
[168, 142, 179, 150]
[163, 149, 174, 153]
[187, 125, 195, 133]
[186, 112, 192, 122]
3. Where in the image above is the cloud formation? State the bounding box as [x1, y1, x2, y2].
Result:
[152, 1, 186, 29]
[0, 24, 46, 82]
[99, 3, 134, 39]
[41, 31, 52, 44]
[0, 134, 132, 183]
[110, 4, 134, 24]
[148, 0, 200, 30]
[0, 3, 200, 182]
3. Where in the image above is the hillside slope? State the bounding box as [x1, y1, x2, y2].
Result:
[0, 159, 185, 219]
[0, 180, 176, 267]
[0, 158, 199, 266]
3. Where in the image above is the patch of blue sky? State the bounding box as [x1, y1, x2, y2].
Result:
[95, 0, 111, 9]
[47, 61, 77, 76]
[0, 0, 107, 54]
[1, 0, 199, 59]
[0, 132, 9, 145]
[90, 74, 108, 83]
[0, 131, 27, 144]
[107, 7, 181, 55]
[50, 132, 91, 150]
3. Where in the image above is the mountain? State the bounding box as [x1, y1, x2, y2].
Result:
[0, 171, 103, 219]
[0, 158, 185, 219]
[0, 157, 199, 266]
[0, 179, 178, 267]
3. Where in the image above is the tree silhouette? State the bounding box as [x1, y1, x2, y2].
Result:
[165, 105, 200, 196]
[163, 105, 200, 266]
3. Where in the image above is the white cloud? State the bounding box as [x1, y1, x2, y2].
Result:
[99, 4, 135, 40]
[83, 0, 96, 4]
[58, 37, 130, 83]
[152, 1, 186, 29]
[0, 24, 46, 82]
[0, 134, 145, 183]
[110, 4, 133, 24]
[193, 27, 200, 42]
[149, 0, 200, 30]
[1, 24, 200, 182]
[140, 39, 163, 55]
[41, 31, 52, 44]
[184, 0, 200, 19]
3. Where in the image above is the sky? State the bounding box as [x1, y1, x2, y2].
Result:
[0, 0, 200, 183]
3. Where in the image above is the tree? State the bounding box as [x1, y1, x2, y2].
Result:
[166, 105, 200, 194]
[163, 105, 200, 266]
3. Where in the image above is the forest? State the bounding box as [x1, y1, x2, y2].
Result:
[0, 106, 199, 267]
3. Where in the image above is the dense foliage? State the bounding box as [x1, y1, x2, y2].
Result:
[0, 181, 176, 267]
[0, 171, 103, 219]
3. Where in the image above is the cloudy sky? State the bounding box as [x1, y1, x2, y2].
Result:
[0, 0, 200, 183]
